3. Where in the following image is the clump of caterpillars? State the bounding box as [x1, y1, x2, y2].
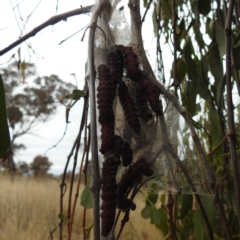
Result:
[97, 45, 163, 236]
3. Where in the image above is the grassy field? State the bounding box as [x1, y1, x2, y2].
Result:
[0, 175, 162, 240]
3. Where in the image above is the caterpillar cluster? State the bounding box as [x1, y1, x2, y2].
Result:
[96, 46, 157, 236]
[115, 44, 163, 118]
[117, 158, 153, 210]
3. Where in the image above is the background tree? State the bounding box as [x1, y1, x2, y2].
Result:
[0, 61, 75, 172]
[30, 155, 52, 177]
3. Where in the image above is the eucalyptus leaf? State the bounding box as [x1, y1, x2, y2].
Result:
[80, 177, 93, 209]
[193, 210, 204, 240]
[157, 208, 168, 236]
[179, 194, 193, 219]
[160, 0, 172, 19]
[66, 89, 85, 100]
[0, 74, 11, 160]
[197, 0, 211, 16]
[215, 23, 225, 58]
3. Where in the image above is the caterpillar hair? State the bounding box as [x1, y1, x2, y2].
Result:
[118, 81, 141, 134]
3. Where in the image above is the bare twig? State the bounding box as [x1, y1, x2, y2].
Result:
[128, 0, 155, 77]
[167, 192, 176, 240]
[0, 5, 93, 56]
[141, 0, 153, 23]
[67, 95, 89, 240]
[225, 0, 240, 226]
[59, 137, 78, 240]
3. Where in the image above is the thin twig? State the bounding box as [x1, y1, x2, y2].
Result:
[225, 0, 240, 227]
[0, 5, 93, 56]
[67, 95, 89, 240]
[141, 0, 153, 23]
[59, 137, 78, 240]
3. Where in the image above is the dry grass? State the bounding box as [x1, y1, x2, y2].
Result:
[0, 174, 162, 240]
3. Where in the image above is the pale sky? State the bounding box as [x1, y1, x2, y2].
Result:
[0, 0, 171, 175]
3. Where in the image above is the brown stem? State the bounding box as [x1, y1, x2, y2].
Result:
[172, 0, 178, 95]
[59, 137, 78, 240]
[225, 0, 240, 226]
[167, 192, 175, 240]
[141, 0, 153, 23]
[67, 95, 89, 240]
[128, 0, 155, 77]
[0, 5, 93, 56]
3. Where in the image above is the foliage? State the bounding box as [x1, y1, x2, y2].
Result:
[0, 61, 75, 171]
[0, 74, 11, 161]
[142, 0, 240, 239]
[30, 155, 52, 177]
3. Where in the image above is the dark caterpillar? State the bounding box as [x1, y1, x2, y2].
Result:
[116, 45, 140, 82]
[136, 77, 153, 121]
[99, 119, 115, 154]
[106, 49, 124, 84]
[97, 64, 116, 124]
[117, 159, 153, 210]
[101, 155, 121, 236]
[112, 135, 133, 167]
[146, 79, 163, 116]
[118, 81, 141, 134]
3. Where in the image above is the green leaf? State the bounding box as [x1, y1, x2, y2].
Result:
[152, 5, 158, 37]
[208, 107, 223, 156]
[206, 18, 214, 40]
[197, 0, 211, 16]
[228, 209, 239, 235]
[160, 0, 172, 19]
[151, 206, 161, 228]
[143, 0, 148, 8]
[200, 195, 216, 231]
[215, 23, 225, 58]
[182, 80, 198, 116]
[232, 44, 240, 70]
[0, 74, 11, 160]
[176, 57, 186, 84]
[80, 177, 93, 209]
[208, 38, 223, 105]
[58, 213, 69, 223]
[157, 208, 168, 236]
[196, 55, 212, 101]
[193, 210, 204, 240]
[179, 194, 193, 219]
[183, 38, 198, 80]
[147, 183, 158, 204]
[141, 201, 152, 219]
[65, 89, 85, 100]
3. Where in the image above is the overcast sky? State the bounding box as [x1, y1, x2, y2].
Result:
[0, 0, 171, 175]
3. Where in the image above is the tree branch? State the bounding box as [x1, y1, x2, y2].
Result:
[0, 5, 93, 56]
[225, 0, 240, 226]
[86, 1, 113, 239]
